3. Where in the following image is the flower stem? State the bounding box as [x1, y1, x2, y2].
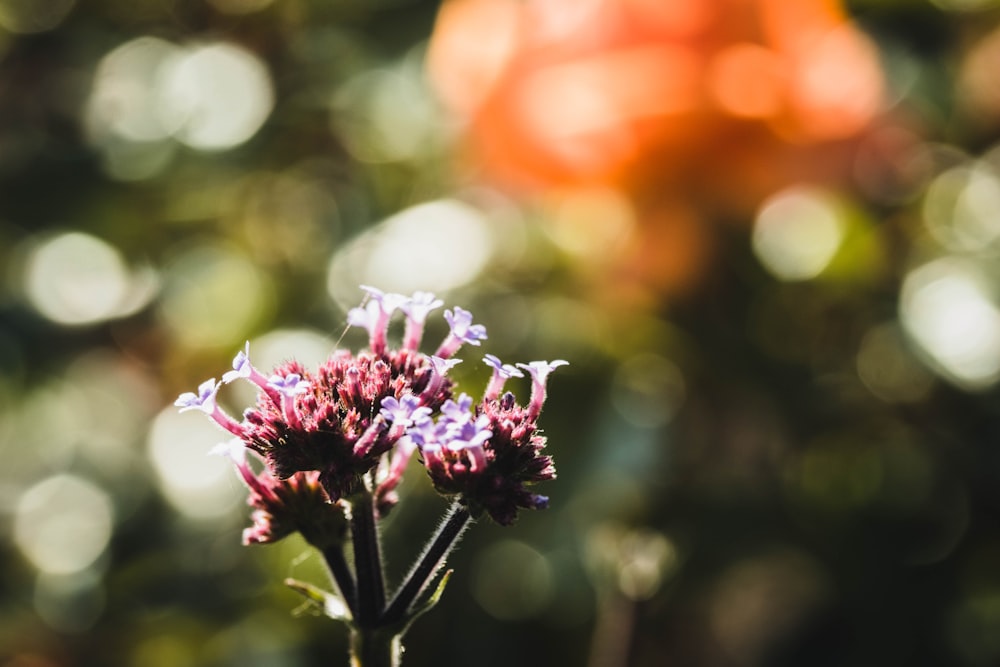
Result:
[321, 543, 357, 618]
[350, 488, 386, 627]
[382, 500, 472, 625]
[350, 627, 401, 667]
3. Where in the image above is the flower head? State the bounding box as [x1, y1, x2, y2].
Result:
[215, 440, 347, 548]
[239, 350, 452, 500]
[412, 389, 554, 525]
[172, 286, 561, 524]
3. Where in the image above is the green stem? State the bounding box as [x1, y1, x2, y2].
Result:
[382, 500, 472, 625]
[349, 627, 402, 667]
[350, 488, 386, 627]
[320, 543, 357, 618]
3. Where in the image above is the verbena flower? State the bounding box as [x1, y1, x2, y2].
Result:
[238, 348, 453, 502]
[483, 353, 524, 401]
[175, 286, 563, 524]
[398, 360, 567, 526]
[215, 440, 346, 547]
[400, 291, 444, 351]
[174, 378, 245, 437]
[173, 287, 567, 664]
[436, 307, 487, 358]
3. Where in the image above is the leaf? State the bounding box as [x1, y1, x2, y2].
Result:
[284, 577, 353, 622]
[403, 569, 453, 630]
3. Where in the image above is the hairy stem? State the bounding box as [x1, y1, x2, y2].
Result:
[382, 500, 472, 625]
[350, 627, 401, 667]
[350, 488, 386, 627]
[320, 543, 357, 618]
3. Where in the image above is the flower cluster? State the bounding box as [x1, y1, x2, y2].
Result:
[176, 286, 567, 540]
[213, 440, 345, 548]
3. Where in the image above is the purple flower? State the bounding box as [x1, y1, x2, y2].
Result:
[400, 291, 444, 351]
[347, 286, 409, 355]
[483, 354, 524, 401]
[415, 396, 492, 473]
[417, 383, 558, 525]
[444, 415, 492, 472]
[268, 373, 310, 397]
[222, 341, 271, 390]
[421, 355, 463, 401]
[374, 393, 433, 505]
[167, 284, 560, 527]
[175, 378, 245, 436]
[435, 307, 487, 358]
[175, 378, 220, 414]
[516, 360, 569, 419]
[380, 394, 431, 428]
[268, 372, 310, 427]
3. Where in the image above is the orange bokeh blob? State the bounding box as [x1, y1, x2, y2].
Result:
[427, 0, 887, 297]
[428, 0, 884, 192]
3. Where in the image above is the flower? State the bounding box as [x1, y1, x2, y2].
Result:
[436, 307, 488, 358]
[413, 388, 555, 525]
[380, 394, 432, 431]
[222, 341, 271, 390]
[347, 285, 410, 355]
[409, 361, 566, 523]
[400, 291, 445, 351]
[175, 378, 219, 413]
[173, 286, 563, 524]
[174, 378, 245, 437]
[240, 350, 449, 500]
[483, 354, 524, 401]
[516, 359, 569, 419]
[215, 440, 346, 547]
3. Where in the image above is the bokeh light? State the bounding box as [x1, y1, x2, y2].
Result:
[327, 199, 495, 301]
[611, 353, 685, 428]
[332, 61, 440, 164]
[160, 42, 274, 152]
[752, 186, 846, 281]
[14, 474, 114, 575]
[0, 0, 75, 34]
[709, 550, 829, 663]
[33, 570, 106, 634]
[922, 162, 1000, 251]
[427, 0, 884, 191]
[159, 244, 272, 349]
[147, 407, 243, 521]
[856, 322, 935, 404]
[472, 539, 553, 620]
[85, 37, 273, 181]
[20, 232, 143, 326]
[86, 37, 185, 144]
[900, 258, 1000, 390]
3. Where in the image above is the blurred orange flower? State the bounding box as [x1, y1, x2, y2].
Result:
[428, 0, 884, 188]
[427, 0, 886, 296]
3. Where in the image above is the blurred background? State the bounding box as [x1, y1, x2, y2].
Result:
[2, 0, 1000, 665]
